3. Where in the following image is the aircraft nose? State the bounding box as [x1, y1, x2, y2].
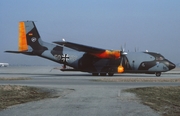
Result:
[168, 62, 176, 70]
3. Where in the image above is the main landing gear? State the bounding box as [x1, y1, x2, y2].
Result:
[155, 72, 161, 77]
[92, 73, 114, 76]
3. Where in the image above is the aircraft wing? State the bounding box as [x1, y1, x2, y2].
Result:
[53, 41, 120, 59]
[53, 41, 105, 53]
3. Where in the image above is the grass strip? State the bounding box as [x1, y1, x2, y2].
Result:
[124, 86, 180, 116]
[0, 85, 51, 110]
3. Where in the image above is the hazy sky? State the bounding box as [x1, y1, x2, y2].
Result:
[1, 0, 180, 65]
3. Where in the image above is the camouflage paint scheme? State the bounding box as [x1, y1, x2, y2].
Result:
[6, 21, 175, 76]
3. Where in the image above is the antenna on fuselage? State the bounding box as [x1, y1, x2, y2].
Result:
[62, 38, 66, 46]
[62, 38, 65, 42]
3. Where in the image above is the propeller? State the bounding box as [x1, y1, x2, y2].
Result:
[117, 44, 128, 73]
[120, 44, 128, 55]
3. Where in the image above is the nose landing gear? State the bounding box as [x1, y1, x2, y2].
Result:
[155, 72, 161, 77]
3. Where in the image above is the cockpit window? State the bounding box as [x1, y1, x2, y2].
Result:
[156, 56, 164, 60]
[159, 57, 164, 60]
[145, 52, 165, 61]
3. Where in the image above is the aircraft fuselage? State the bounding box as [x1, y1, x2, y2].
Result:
[35, 43, 175, 77]
[5, 21, 176, 77]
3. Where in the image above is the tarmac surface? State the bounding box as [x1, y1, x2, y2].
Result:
[0, 66, 180, 116]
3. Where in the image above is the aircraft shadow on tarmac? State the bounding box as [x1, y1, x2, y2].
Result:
[0, 72, 156, 78]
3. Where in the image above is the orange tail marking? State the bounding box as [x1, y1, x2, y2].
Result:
[18, 22, 28, 51]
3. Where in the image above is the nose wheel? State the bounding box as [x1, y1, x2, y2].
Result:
[155, 72, 161, 77]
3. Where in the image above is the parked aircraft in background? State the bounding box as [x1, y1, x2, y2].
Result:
[0, 63, 9, 67]
[5, 21, 175, 76]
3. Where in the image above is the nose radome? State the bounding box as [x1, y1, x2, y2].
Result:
[169, 62, 176, 70]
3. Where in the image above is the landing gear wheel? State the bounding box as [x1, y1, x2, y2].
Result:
[92, 73, 99, 76]
[155, 72, 161, 77]
[100, 73, 106, 76]
[108, 73, 114, 76]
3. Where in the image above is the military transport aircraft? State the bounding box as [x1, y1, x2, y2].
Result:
[5, 21, 175, 76]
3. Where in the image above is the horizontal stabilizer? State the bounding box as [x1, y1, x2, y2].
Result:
[5, 50, 26, 53]
[5, 51, 34, 55]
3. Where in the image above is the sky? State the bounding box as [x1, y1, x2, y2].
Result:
[1, 0, 180, 65]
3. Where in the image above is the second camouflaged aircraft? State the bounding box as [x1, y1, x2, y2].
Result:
[6, 21, 175, 76]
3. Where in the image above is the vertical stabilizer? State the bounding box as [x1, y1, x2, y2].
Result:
[18, 21, 44, 52]
[6, 21, 47, 54]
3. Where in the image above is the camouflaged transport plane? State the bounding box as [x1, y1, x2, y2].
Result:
[5, 21, 176, 76]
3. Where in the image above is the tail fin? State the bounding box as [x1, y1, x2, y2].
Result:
[6, 21, 45, 54]
[19, 21, 44, 51]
